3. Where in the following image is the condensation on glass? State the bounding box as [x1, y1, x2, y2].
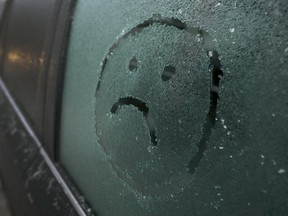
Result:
[59, 1, 288, 215]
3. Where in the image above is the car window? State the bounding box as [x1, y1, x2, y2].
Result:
[59, 1, 288, 215]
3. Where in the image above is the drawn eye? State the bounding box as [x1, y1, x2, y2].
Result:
[161, 65, 176, 81]
[128, 56, 138, 71]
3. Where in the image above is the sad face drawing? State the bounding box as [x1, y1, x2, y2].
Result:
[95, 15, 223, 198]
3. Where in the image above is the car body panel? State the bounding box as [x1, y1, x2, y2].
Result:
[0, 0, 94, 215]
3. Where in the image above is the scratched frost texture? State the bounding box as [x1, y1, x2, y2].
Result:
[59, 0, 288, 215]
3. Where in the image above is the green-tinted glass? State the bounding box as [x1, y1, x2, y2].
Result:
[60, 1, 288, 215]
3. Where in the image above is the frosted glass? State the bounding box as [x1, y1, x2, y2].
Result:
[60, 0, 288, 215]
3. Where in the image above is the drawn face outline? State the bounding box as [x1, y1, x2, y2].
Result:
[95, 14, 223, 198]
